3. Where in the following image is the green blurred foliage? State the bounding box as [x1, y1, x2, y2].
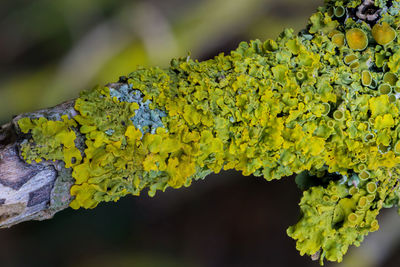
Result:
[0, 0, 321, 123]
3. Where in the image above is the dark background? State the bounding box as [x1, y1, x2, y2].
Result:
[1, 0, 400, 266]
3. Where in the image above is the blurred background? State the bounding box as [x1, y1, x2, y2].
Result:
[1, 0, 400, 266]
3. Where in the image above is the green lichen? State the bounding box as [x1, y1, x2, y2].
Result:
[16, 0, 400, 264]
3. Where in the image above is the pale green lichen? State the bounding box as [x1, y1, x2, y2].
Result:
[109, 84, 166, 134]
[16, 0, 400, 264]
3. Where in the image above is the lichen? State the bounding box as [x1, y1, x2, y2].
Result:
[346, 28, 369, 50]
[109, 84, 166, 134]
[372, 21, 396, 45]
[18, 116, 82, 168]
[287, 176, 385, 264]
[16, 0, 400, 264]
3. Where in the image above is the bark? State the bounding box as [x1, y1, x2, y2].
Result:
[0, 100, 77, 228]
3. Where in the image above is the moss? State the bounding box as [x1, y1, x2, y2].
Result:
[16, 0, 400, 264]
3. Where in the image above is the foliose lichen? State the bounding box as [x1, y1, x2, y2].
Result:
[16, 0, 400, 264]
[109, 84, 166, 134]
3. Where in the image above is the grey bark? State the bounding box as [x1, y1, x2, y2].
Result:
[0, 101, 77, 228]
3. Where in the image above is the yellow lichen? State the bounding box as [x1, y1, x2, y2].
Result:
[361, 70, 372, 86]
[17, 116, 81, 167]
[372, 22, 396, 46]
[15, 0, 400, 265]
[346, 28, 368, 51]
[332, 33, 345, 47]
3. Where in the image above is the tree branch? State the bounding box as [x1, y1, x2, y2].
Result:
[1, 0, 400, 265]
[0, 101, 76, 228]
